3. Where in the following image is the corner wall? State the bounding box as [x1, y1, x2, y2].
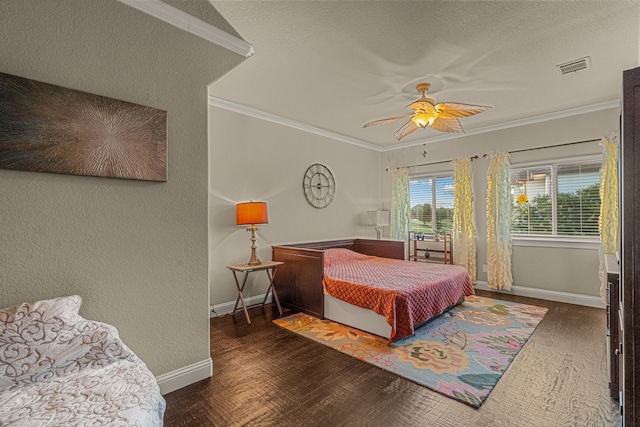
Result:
[0, 0, 244, 382]
[208, 107, 383, 305]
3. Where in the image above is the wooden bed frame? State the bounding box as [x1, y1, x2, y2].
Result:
[271, 238, 405, 337]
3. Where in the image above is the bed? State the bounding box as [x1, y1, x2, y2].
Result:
[0, 295, 165, 426]
[271, 238, 474, 341]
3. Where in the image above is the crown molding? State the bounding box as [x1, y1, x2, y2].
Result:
[117, 0, 255, 57]
[208, 96, 620, 153]
[208, 96, 382, 151]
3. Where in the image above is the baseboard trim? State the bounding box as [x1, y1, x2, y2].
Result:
[156, 358, 212, 395]
[211, 293, 273, 318]
[475, 281, 604, 308]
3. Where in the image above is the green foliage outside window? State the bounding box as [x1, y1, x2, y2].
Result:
[410, 203, 453, 234]
[512, 183, 600, 236]
[411, 203, 432, 225]
[557, 183, 600, 235]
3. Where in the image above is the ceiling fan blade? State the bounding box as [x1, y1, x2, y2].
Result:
[394, 120, 419, 140]
[435, 102, 490, 119]
[430, 117, 464, 133]
[363, 114, 414, 128]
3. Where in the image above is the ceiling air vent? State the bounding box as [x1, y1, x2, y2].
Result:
[556, 56, 591, 75]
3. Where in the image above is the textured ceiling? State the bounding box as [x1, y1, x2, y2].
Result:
[207, 1, 639, 149]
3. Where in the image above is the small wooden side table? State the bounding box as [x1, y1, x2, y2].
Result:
[227, 261, 284, 324]
[409, 233, 453, 264]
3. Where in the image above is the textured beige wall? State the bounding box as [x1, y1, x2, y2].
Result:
[208, 107, 384, 305]
[383, 108, 619, 297]
[0, 0, 244, 376]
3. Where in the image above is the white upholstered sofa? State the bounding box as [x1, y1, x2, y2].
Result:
[0, 295, 165, 426]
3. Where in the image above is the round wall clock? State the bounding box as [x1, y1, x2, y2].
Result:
[303, 163, 336, 209]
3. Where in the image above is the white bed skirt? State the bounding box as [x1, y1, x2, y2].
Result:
[323, 294, 392, 338]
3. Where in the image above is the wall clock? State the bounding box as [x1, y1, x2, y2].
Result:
[303, 163, 336, 209]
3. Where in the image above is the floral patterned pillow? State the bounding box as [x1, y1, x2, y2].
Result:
[0, 295, 131, 391]
[0, 295, 82, 323]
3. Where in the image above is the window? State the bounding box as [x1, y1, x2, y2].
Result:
[510, 159, 601, 238]
[409, 175, 454, 235]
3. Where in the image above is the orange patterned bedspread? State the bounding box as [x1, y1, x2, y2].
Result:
[323, 248, 474, 341]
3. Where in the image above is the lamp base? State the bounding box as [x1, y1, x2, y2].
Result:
[247, 255, 262, 266]
[246, 225, 262, 265]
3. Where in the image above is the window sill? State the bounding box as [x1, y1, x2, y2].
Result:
[511, 235, 600, 250]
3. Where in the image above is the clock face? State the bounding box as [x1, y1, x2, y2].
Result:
[303, 163, 336, 209]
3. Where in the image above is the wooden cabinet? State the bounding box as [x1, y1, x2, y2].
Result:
[409, 233, 453, 264]
[272, 246, 324, 319]
[620, 65, 640, 426]
[605, 254, 621, 401]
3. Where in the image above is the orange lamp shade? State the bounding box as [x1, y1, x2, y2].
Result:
[236, 201, 269, 225]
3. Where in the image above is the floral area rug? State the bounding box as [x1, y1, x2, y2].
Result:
[273, 295, 547, 408]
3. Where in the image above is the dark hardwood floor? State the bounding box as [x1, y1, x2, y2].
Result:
[163, 290, 621, 426]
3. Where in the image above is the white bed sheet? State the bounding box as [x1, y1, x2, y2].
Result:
[323, 293, 392, 338]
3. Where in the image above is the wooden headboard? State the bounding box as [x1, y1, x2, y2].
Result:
[271, 239, 404, 318]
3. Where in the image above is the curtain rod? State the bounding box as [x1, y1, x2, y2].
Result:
[482, 137, 601, 158]
[385, 155, 478, 172]
[386, 137, 603, 172]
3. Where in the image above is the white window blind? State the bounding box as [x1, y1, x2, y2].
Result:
[409, 175, 454, 235]
[511, 160, 601, 237]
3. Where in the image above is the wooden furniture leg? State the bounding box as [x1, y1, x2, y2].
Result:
[262, 266, 283, 315]
[231, 270, 252, 324]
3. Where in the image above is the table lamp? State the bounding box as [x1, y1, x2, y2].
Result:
[236, 201, 269, 265]
[368, 210, 390, 240]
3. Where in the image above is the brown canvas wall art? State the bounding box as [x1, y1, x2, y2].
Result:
[0, 72, 167, 181]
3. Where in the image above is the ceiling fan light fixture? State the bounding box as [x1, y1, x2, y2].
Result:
[363, 82, 490, 140]
[412, 112, 437, 128]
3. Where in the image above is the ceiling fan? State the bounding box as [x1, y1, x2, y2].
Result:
[363, 83, 490, 140]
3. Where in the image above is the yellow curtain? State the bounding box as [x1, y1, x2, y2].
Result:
[452, 157, 477, 283]
[390, 167, 410, 242]
[599, 137, 619, 304]
[486, 152, 513, 290]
